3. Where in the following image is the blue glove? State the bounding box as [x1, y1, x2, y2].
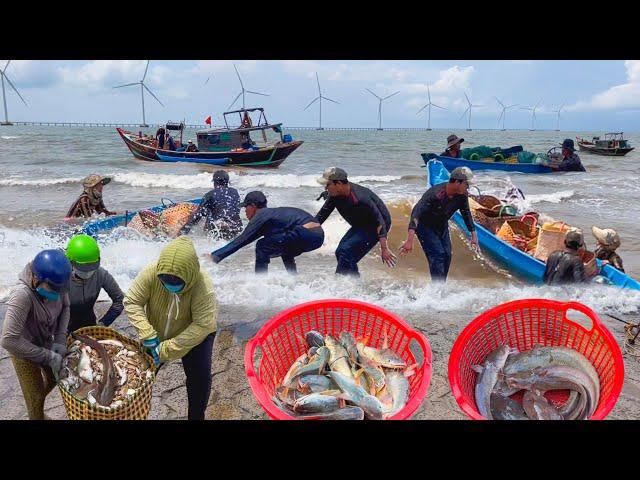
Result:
[143, 336, 161, 366]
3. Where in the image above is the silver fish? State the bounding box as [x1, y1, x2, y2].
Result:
[325, 335, 355, 380]
[384, 370, 409, 418]
[490, 393, 528, 420]
[503, 345, 600, 401]
[473, 345, 512, 420]
[293, 393, 341, 414]
[286, 347, 330, 384]
[522, 390, 563, 420]
[282, 353, 309, 387]
[297, 374, 334, 393]
[305, 330, 325, 348]
[557, 391, 585, 420]
[297, 406, 365, 421]
[329, 371, 384, 420]
[356, 342, 407, 369]
[339, 331, 359, 364]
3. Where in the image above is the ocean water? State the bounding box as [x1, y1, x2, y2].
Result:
[1, 126, 639, 315]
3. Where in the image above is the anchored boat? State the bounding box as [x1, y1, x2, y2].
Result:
[117, 107, 303, 168]
[576, 132, 634, 156]
[426, 159, 640, 290]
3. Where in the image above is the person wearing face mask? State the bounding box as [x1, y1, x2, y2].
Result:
[124, 236, 218, 420]
[1, 250, 72, 420]
[66, 174, 117, 219]
[65, 234, 124, 333]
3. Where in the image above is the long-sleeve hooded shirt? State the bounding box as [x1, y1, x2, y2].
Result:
[1, 263, 70, 366]
[543, 250, 588, 285]
[212, 207, 317, 262]
[408, 183, 475, 234]
[124, 236, 218, 362]
[556, 153, 586, 172]
[68, 267, 124, 332]
[182, 186, 242, 233]
[315, 183, 391, 238]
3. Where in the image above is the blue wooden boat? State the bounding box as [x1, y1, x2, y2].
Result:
[427, 159, 640, 290]
[421, 153, 554, 174]
[81, 198, 202, 236]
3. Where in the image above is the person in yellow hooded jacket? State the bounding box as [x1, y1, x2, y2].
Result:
[124, 236, 217, 420]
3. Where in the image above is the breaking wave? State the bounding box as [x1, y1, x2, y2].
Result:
[527, 190, 575, 204]
[0, 177, 81, 186]
[1, 136, 20, 140]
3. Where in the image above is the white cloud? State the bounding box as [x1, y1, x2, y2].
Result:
[59, 60, 163, 92]
[190, 60, 258, 75]
[568, 60, 640, 111]
[0, 60, 61, 88]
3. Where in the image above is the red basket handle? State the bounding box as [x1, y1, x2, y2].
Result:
[520, 214, 538, 229]
[244, 336, 266, 399]
[560, 301, 605, 333]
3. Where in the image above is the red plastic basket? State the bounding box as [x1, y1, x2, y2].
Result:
[448, 299, 624, 420]
[244, 299, 433, 420]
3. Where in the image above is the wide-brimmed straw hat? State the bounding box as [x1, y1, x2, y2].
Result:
[592, 226, 621, 249]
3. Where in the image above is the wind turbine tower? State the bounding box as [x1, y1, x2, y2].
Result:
[113, 60, 164, 127]
[1, 61, 27, 126]
[495, 97, 518, 131]
[227, 64, 269, 110]
[553, 104, 564, 131]
[365, 88, 399, 130]
[460, 92, 482, 131]
[304, 72, 339, 131]
[416, 84, 445, 130]
[521, 99, 542, 131]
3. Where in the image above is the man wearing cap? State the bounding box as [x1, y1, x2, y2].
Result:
[181, 170, 242, 240]
[315, 167, 396, 276]
[400, 166, 479, 281]
[185, 140, 199, 153]
[210, 191, 324, 273]
[65, 174, 117, 219]
[543, 230, 588, 285]
[441, 134, 464, 158]
[549, 139, 586, 172]
[592, 226, 625, 273]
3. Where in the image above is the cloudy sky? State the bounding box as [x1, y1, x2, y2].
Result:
[1, 60, 639, 130]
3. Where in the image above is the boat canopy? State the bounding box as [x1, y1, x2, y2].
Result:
[165, 122, 185, 131]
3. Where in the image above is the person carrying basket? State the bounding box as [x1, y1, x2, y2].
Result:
[124, 236, 218, 420]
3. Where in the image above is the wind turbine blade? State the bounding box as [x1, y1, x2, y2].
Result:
[520, 107, 532, 110]
[113, 82, 139, 88]
[494, 96, 504, 108]
[3, 60, 10, 73]
[431, 103, 445, 110]
[143, 84, 164, 107]
[365, 88, 381, 100]
[246, 90, 269, 97]
[228, 92, 242, 110]
[507, 104, 518, 109]
[142, 60, 150, 82]
[4, 74, 27, 106]
[322, 96, 340, 105]
[316, 72, 321, 94]
[304, 97, 319, 110]
[459, 107, 470, 120]
[234, 64, 244, 89]
[383, 91, 400, 100]
[498, 111, 504, 122]
[464, 92, 471, 105]
[416, 104, 428, 115]
[427, 84, 431, 103]
[204, 76, 210, 85]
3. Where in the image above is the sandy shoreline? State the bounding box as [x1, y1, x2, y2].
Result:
[1, 302, 639, 420]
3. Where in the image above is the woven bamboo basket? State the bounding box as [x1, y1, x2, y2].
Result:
[496, 215, 539, 252]
[469, 194, 502, 210]
[59, 326, 156, 420]
[159, 203, 198, 238]
[533, 222, 572, 262]
[472, 209, 519, 234]
[582, 250, 599, 278]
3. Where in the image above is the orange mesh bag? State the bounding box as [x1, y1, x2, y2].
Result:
[533, 222, 572, 262]
[159, 203, 198, 238]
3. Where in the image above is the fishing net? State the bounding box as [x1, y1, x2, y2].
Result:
[158, 203, 198, 238]
[127, 210, 161, 237]
[58, 326, 156, 420]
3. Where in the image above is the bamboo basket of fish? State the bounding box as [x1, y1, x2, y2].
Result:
[58, 326, 156, 420]
[244, 299, 433, 420]
[448, 299, 624, 420]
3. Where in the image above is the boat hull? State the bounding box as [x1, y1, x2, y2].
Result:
[117, 128, 303, 168]
[426, 159, 640, 290]
[577, 143, 634, 156]
[421, 153, 554, 174]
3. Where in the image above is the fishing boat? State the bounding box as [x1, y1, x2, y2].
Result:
[576, 132, 634, 156]
[117, 107, 303, 168]
[422, 153, 554, 174]
[426, 159, 640, 290]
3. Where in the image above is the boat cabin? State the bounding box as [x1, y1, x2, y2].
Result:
[592, 132, 630, 149]
[196, 108, 287, 152]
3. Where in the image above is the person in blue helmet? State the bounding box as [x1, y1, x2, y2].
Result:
[1, 250, 72, 420]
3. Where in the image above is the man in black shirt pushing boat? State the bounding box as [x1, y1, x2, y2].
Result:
[400, 166, 479, 281]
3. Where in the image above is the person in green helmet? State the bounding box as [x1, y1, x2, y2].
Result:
[65, 234, 124, 333]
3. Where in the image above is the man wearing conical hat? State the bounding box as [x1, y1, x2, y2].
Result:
[592, 226, 625, 273]
[65, 174, 117, 219]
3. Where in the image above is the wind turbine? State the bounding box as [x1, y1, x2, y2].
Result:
[113, 60, 164, 128]
[552, 104, 564, 131]
[304, 72, 339, 131]
[365, 88, 399, 131]
[1, 61, 27, 126]
[227, 63, 269, 110]
[495, 97, 518, 131]
[460, 92, 482, 131]
[416, 84, 446, 131]
[521, 99, 542, 131]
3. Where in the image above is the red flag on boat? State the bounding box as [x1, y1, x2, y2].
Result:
[205, 115, 212, 126]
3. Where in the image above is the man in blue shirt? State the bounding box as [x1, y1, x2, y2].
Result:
[181, 170, 243, 240]
[211, 191, 324, 273]
[549, 139, 586, 172]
